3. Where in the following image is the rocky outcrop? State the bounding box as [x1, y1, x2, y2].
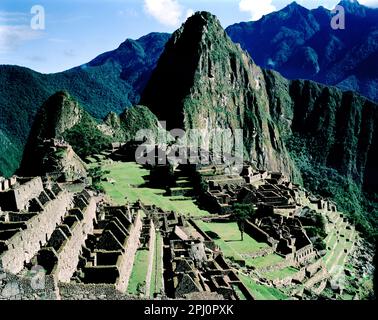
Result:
[141, 12, 297, 178]
[19, 91, 109, 177]
[19, 92, 163, 178]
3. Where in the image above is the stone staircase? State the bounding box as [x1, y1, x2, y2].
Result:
[168, 169, 194, 197]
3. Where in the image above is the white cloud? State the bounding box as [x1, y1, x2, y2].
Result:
[0, 25, 42, 53]
[295, 0, 378, 9]
[359, 0, 378, 7]
[144, 0, 193, 27]
[239, 0, 276, 21]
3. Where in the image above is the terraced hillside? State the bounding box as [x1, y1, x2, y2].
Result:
[77, 145, 374, 300]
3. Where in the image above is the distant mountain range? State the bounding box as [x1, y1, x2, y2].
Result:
[1, 0, 378, 178]
[226, 0, 378, 102]
[0, 33, 169, 176]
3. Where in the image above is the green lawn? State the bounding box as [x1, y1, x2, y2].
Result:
[100, 162, 209, 217]
[150, 232, 163, 297]
[127, 249, 150, 295]
[196, 221, 268, 253]
[245, 254, 285, 269]
[238, 274, 288, 300]
[325, 236, 353, 273]
[263, 266, 299, 280]
[196, 220, 285, 271]
[195, 220, 242, 260]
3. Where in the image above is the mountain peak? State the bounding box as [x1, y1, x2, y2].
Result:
[172, 11, 224, 43]
[32, 91, 84, 140]
[338, 0, 360, 6]
[281, 1, 308, 14]
[186, 11, 220, 25]
[288, 1, 300, 7]
[141, 11, 247, 129]
[337, 0, 366, 16]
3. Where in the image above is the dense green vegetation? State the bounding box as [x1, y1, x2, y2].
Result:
[119, 105, 161, 142]
[18, 91, 119, 177]
[88, 166, 110, 192]
[301, 211, 327, 250]
[63, 114, 112, 159]
[287, 134, 378, 242]
[0, 129, 22, 177]
[233, 203, 256, 220]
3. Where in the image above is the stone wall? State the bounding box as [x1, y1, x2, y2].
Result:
[244, 220, 277, 249]
[272, 268, 306, 287]
[0, 270, 59, 300]
[0, 189, 72, 274]
[52, 197, 96, 282]
[304, 267, 329, 289]
[295, 244, 315, 264]
[306, 258, 324, 277]
[256, 258, 293, 273]
[115, 211, 142, 293]
[0, 176, 17, 192]
[58, 283, 138, 300]
[0, 177, 44, 211]
[273, 207, 297, 217]
[312, 279, 327, 295]
[14, 177, 44, 210]
[188, 219, 213, 241]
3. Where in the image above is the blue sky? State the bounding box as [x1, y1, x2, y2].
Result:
[0, 0, 377, 73]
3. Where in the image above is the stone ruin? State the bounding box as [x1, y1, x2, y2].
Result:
[40, 138, 88, 182]
[0, 176, 72, 275]
[68, 204, 142, 293]
[152, 210, 254, 300]
[0, 176, 44, 212]
[0, 174, 145, 300]
[246, 213, 315, 265]
[166, 237, 254, 300]
[193, 163, 351, 295]
[0, 153, 358, 300]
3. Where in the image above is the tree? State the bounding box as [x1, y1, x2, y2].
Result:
[232, 203, 255, 241]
